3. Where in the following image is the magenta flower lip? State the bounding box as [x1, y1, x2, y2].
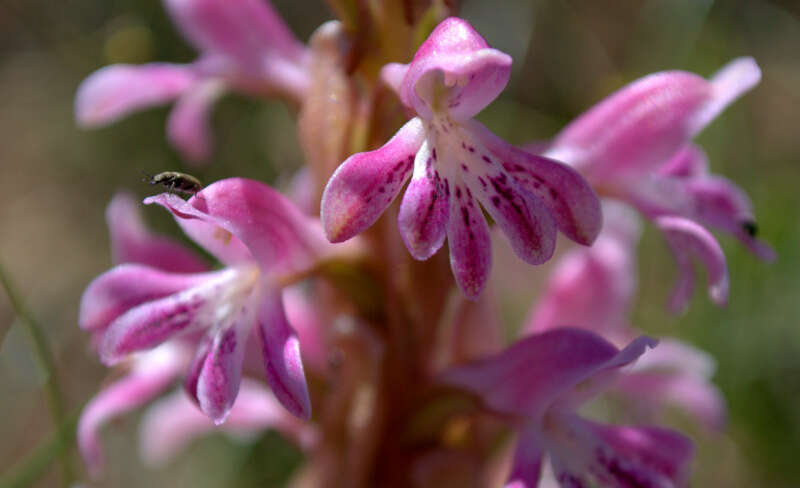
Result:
[443, 328, 694, 487]
[322, 18, 601, 299]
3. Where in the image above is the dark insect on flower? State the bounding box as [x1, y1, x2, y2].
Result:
[144, 171, 203, 195]
[741, 220, 759, 237]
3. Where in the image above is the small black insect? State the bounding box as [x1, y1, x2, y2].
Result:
[144, 171, 203, 196]
[741, 220, 759, 237]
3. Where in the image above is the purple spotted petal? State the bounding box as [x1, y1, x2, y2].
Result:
[398, 141, 450, 260]
[256, 290, 311, 419]
[78, 345, 187, 477]
[442, 328, 656, 419]
[106, 192, 208, 272]
[456, 143, 556, 266]
[583, 419, 695, 487]
[79, 264, 215, 333]
[147, 178, 327, 276]
[321, 117, 423, 242]
[166, 79, 225, 164]
[75, 64, 195, 127]
[393, 18, 512, 120]
[195, 309, 251, 424]
[99, 268, 242, 364]
[505, 425, 544, 488]
[656, 216, 729, 314]
[446, 178, 492, 299]
[467, 120, 602, 246]
[164, 0, 306, 72]
[546, 58, 760, 181]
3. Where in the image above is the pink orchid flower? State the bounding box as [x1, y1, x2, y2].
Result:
[81, 178, 336, 425]
[75, 0, 309, 163]
[443, 328, 694, 488]
[526, 203, 726, 430]
[321, 18, 601, 299]
[532, 58, 773, 310]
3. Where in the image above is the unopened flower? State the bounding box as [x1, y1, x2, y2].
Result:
[321, 17, 601, 299]
[81, 178, 335, 424]
[75, 0, 309, 163]
[443, 328, 694, 488]
[526, 203, 726, 430]
[533, 58, 773, 310]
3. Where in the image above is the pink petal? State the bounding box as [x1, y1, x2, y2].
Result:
[78, 345, 186, 477]
[525, 202, 639, 336]
[584, 420, 695, 487]
[398, 141, 450, 260]
[139, 379, 305, 467]
[75, 64, 195, 127]
[145, 192, 252, 266]
[620, 338, 727, 431]
[283, 285, 328, 373]
[689, 57, 761, 135]
[655, 216, 729, 314]
[195, 313, 250, 424]
[321, 117, 423, 242]
[467, 120, 602, 246]
[546, 72, 711, 180]
[547, 58, 760, 183]
[105, 192, 208, 272]
[396, 18, 512, 120]
[79, 264, 215, 333]
[504, 425, 544, 488]
[442, 328, 656, 418]
[380, 62, 408, 99]
[657, 144, 709, 178]
[255, 290, 311, 419]
[446, 178, 492, 299]
[147, 178, 326, 276]
[166, 79, 225, 164]
[164, 0, 306, 69]
[99, 268, 242, 364]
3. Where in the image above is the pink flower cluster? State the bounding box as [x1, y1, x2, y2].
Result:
[74, 2, 770, 486]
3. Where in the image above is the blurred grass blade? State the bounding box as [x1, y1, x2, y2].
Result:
[0, 261, 74, 486]
[0, 413, 79, 488]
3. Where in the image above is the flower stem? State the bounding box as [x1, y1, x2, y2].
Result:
[0, 261, 73, 487]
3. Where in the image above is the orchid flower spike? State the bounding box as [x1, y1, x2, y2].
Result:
[321, 17, 601, 299]
[534, 58, 773, 311]
[443, 328, 695, 488]
[75, 0, 309, 163]
[81, 179, 336, 424]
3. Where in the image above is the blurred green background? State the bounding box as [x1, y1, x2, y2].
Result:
[0, 0, 798, 486]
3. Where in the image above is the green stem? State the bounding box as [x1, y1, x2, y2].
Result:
[0, 261, 73, 487]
